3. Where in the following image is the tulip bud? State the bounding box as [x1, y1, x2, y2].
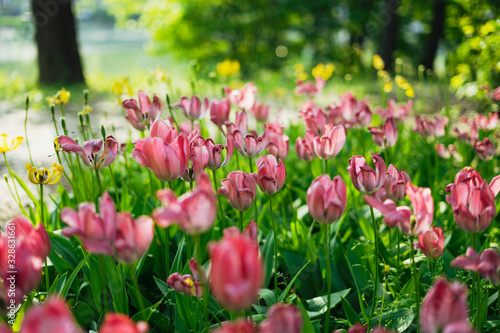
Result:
[474, 137, 495, 161]
[347, 153, 387, 194]
[218, 171, 257, 211]
[307, 175, 347, 224]
[254, 154, 286, 194]
[384, 164, 410, 202]
[415, 226, 444, 259]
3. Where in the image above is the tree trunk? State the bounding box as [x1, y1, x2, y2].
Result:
[422, 0, 446, 70]
[380, 0, 399, 72]
[31, 0, 84, 84]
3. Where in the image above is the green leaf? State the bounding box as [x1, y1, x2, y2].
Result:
[12, 171, 38, 204]
[278, 260, 310, 302]
[127, 282, 153, 313]
[72, 301, 94, 328]
[104, 256, 128, 315]
[303, 288, 350, 318]
[341, 296, 361, 326]
[374, 308, 415, 332]
[154, 276, 170, 295]
[261, 230, 275, 288]
[48, 272, 68, 295]
[60, 252, 90, 298]
[296, 298, 315, 333]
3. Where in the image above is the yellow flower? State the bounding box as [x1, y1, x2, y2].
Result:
[395, 75, 407, 87]
[112, 78, 134, 98]
[377, 70, 390, 79]
[294, 63, 308, 80]
[295, 63, 305, 72]
[0, 134, 23, 153]
[82, 105, 93, 115]
[25, 163, 64, 185]
[373, 55, 385, 70]
[216, 59, 240, 77]
[53, 138, 61, 152]
[312, 63, 335, 80]
[405, 86, 415, 98]
[384, 82, 393, 93]
[47, 88, 71, 106]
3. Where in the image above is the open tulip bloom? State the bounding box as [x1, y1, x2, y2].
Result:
[58, 135, 119, 170]
[174, 95, 209, 120]
[451, 247, 500, 285]
[348, 153, 387, 194]
[122, 90, 163, 131]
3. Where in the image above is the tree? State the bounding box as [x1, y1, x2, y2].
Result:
[31, 0, 84, 84]
[422, 0, 446, 70]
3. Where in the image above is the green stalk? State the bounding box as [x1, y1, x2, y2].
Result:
[409, 236, 420, 328]
[269, 194, 279, 302]
[194, 234, 208, 329]
[397, 229, 401, 283]
[212, 170, 226, 230]
[472, 233, 481, 330]
[323, 223, 332, 333]
[98, 255, 108, 313]
[131, 264, 147, 320]
[108, 166, 120, 208]
[239, 210, 244, 232]
[324, 159, 328, 175]
[248, 158, 258, 220]
[3, 153, 26, 215]
[94, 168, 103, 194]
[39, 184, 45, 227]
[166, 94, 180, 130]
[24, 97, 34, 165]
[76, 158, 91, 200]
[369, 206, 379, 330]
[60, 104, 65, 118]
[50, 105, 60, 136]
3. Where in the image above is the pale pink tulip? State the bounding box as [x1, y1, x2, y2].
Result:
[413, 115, 449, 137]
[20, 297, 83, 333]
[493, 86, 500, 101]
[474, 137, 496, 161]
[415, 226, 445, 259]
[294, 77, 326, 97]
[225, 82, 257, 110]
[306, 124, 346, 160]
[376, 99, 412, 121]
[254, 154, 286, 194]
[368, 117, 398, 149]
[100, 313, 149, 333]
[250, 102, 270, 122]
[174, 95, 209, 120]
[307, 175, 347, 224]
[476, 112, 498, 131]
[210, 98, 231, 129]
[58, 135, 118, 170]
[205, 137, 234, 171]
[384, 164, 411, 202]
[265, 120, 290, 159]
[113, 214, 154, 263]
[348, 153, 387, 194]
[225, 110, 249, 136]
[299, 107, 328, 136]
[231, 130, 268, 158]
[122, 90, 162, 131]
[451, 247, 500, 284]
[211, 319, 257, 333]
[259, 304, 303, 333]
[181, 135, 210, 182]
[295, 135, 316, 162]
[218, 171, 257, 211]
[154, 173, 217, 234]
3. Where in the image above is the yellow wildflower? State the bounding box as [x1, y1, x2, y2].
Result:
[216, 59, 240, 77]
[373, 55, 385, 70]
[312, 63, 335, 80]
[53, 138, 61, 152]
[0, 134, 23, 153]
[25, 163, 64, 185]
[395, 75, 407, 87]
[82, 105, 93, 115]
[377, 70, 390, 80]
[294, 63, 308, 81]
[46, 88, 70, 106]
[405, 86, 415, 98]
[384, 82, 392, 93]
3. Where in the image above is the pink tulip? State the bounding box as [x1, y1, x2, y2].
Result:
[167, 258, 206, 298]
[294, 77, 326, 97]
[225, 110, 249, 136]
[154, 173, 217, 234]
[368, 117, 398, 149]
[259, 304, 303, 333]
[265, 120, 290, 159]
[474, 137, 496, 161]
[451, 247, 500, 284]
[210, 98, 231, 129]
[174, 95, 209, 120]
[58, 135, 118, 170]
[384, 164, 411, 202]
[225, 82, 257, 110]
[295, 135, 316, 162]
[445, 168, 500, 233]
[475, 112, 498, 131]
[299, 107, 328, 136]
[181, 135, 210, 182]
[254, 154, 287, 194]
[150, 119, 179, 144]
[100, 313, 149, 333]
[306, 124, 346, 160]
[211, 319, 257, 333]
[307, 175, 347, 224]
[122, 90, 163, 131]
[205, 137, 234, 171]
[329, 92, 372, 127]
[20, 297, 83, 333]
[420, 277, 474, 333]
[435, 144, 461, 161]
[352, 101, 372, 127]
[223, 220, 258, 246]
[413, 115, 449, 137]
[11, 215, 51, 260]
[0, 326, 12, 333]
[347, 153, 387, 194]
[376, 99, 412, 121]
[493, 86, 500, 101]
[250, 102, 270, 122]
[113, 214, 154, 263]
[209, 228, 263, 311]
[218, 171, 257, 211]
[61, 193, 117, 255]
[333, 323, 366, 333]
[415, 226, 445, 259]
[231, 129, 268, 158]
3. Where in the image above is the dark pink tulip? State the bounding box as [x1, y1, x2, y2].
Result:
[445, 168, 499, 233]
[420, 277, 474, 333]
[209, 228, 263, 311]
[174, 95, 209, 120]
[218, 171, 257, 211]
[210, 98, 231, 129]
[150, 119, 178, 144]
[307, 175, 347, 224]
[58, 135, 118, 170]
[493, 86, 500, 101]
[154, 173, 217, 234]
[100, 313, 149, 333]
[250, 101, 270, 122]
[348, 153, 387, 194]
[113, 214, 154, 263]
[474, 137, 496, 161]
[0, 326, 11, 333]
[181, 135, 210, 182]
[295, 135, 316, 162]
[415, 226, 445, 259]
[254, 154, 286, 194]
[206, 137, 234, 171]
[20, 297, 83, 333]
[294, 77, 326, 97]
[384, 164, 411, 202]
[413, 115, 449, 137]
[211, 319, 257, 333]
[61, 192, 117, 255]
[225, 82, 257, 110]
[231, 129, 268, 158]
[167, 258, 206, 298]
[352, 101, 372, 127]
[265, 120, 290, 159]
[11, 215, 51, 260]
[451, 247, 500, 284]
[299, 107, 328, 136]
[306, 124, 346, 160]
[122, 90, 163, 131]
[376, 99, 412, 121]
[259, 304, 303, 333]
[368, 117, 398, 149]
[364, 196, 412, 229]
[333, 323, 366, 333]
[223, 220, 258, 246]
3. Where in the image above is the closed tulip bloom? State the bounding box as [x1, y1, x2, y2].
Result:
[58, 135, 119, 170]
[225, 110, 249, 136]
[100, 313, 149, 333]
[209, 229, 263, 311]
[223, 220, 258, 245]
[348, 153, 387, 194]
[218, 171, 257, 211]
[250, 102, 270, 122]
[474, 137, 495, 161]
[25, 162, 64, 185]
[181, 136, 210, 182]
[0, 134, 23, 153]
[205, 137, 234, 170]
[420, 277, 474, 333]
[225, 82, 257, 110]
[368, 117, 398, 149]
[259, 304, 303, 333]
[154, 173, 217, 234]
[210, 98, 231, 128]
[299, 107, 328, 136]
[415, 226, 444, 259]
[167, 258, 206, 298]
[307, 175, 347, 224]
[211, 319, 257, 333]
[11, 215, 51, 259]
[231, 130, 268, 158]
[174, 95, 209, 120]
[265, 120, 289, 159]
[20, 297, 83, 333]
[254, 154, 286, 194]
[413, 115, 449, 137]
[352, 101, 372, 127]
[384, 164, 411, 202]
[122, 90, 163, 131]
[150, 119, 179, 144]
[61, 192, 117, 255]
[113, 214, 154, 263]
[451, 247, 500, 284]
[295, 135, 316, 162]
[306, 124, 346, 160]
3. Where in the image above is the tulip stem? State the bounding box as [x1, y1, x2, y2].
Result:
[212, 170, 226, 230]
[3, 153, 27, 215]
[397, 229, 401, 283]
[193, 234, 209, 329]
[108, 166, 120, 208]
[248, 158, 258, 221]
[409, 236, 420, 328]
[39, 184, 45, 228]
[369, 206, 379, 330]
[324, 159, 328, 175]
[166, 94, 180, 131]
[323, 223, 332, 333]
[24, 99, 34, 166]
[131, 264, 147, 320]
[76, 158, 91, 200]
[239, 210, 244, 232]
[472, 233, 481, 329]
[94, 168, 103, 194]
[269, 194, 279, 302]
